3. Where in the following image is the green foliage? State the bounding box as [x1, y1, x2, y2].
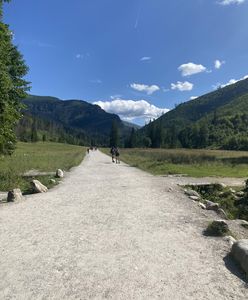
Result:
[0, 1, 29, 154]
[137, 78, 248, 150]
[205, 221, 230, 237]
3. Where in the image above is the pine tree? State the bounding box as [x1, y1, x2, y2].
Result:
[109, 120, 119, 147]
[0, 0, 29, 154]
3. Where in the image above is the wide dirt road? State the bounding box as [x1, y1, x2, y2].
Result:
[0, 151, 247, 299]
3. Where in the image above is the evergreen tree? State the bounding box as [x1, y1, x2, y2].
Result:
[0, 0, 29, 154]
[109, 120, 119, 147]
[31, 119, 38, 142]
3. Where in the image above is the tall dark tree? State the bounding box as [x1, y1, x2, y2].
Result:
[0, 0, 29, 154]
[109, 120, 119, 147]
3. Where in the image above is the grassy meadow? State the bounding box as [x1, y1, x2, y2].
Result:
[0, 142, 86, 193]
[104, 148, 248, 178]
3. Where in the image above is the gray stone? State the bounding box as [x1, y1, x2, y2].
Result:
[56, 169, 64, 178]
[198, 202, 206, 210]
[185, 189, 200, 198]
[7, 189, 23, 202]
[229, 188, 236, 194]
[31, 180, 48, 193]
[49, 179, 56, 184]
[189, 195, 200, 201]
[223, 235, 236, 246]
[205, 200, 220, 211]
[236, 191, 245, 197]
[217, 208, 228, 220]
[219, 183, 227, 188]
[231, 239, 248, 274]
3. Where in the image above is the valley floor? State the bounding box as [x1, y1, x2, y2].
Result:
[0, 151, 247, 299]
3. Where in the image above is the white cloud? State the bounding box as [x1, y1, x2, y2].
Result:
[130, 83, 160, 95]
[76, 54, 84, 59]
[140, 56, 151, 61]
[178, 62, 207, 76]
[190, 96, 198, 100]
[218, 0, 246, 5]
[171, 81, 194, 91]
[215, 59, 225, 69]
[94, 99, 169, 122]
[214, 74, 248, 88]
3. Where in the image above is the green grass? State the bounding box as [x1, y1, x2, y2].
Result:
[0, 142, 86, 192]
[102, 148, 248, 178]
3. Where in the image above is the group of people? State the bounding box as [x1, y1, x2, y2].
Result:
[110, 146, 120, 164]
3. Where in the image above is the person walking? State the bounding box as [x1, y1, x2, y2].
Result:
[110, 146, 116, 163]
[115, 147, 120, 164]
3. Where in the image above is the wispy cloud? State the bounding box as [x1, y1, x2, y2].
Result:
[190, 96, 198, 100]
[130, 83, 160, 95]
[218, 0, 246, 5]
[140, 56, 151, 61]
[134, 0, 142, 29]
[178, 62, 207, 77]
[90, 79, 102, 84]
[171, 81, 194, 91]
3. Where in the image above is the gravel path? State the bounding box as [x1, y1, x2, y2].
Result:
[0, 151, 247, 299]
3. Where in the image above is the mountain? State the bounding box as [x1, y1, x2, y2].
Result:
[16, 95, 137, 146]
[138, 78, 248, 150]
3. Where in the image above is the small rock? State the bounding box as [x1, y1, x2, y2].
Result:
[229, 188, 236, 194]
[231, 239, 248, 274]
[189, 195, 200, 201]
[198, 202, 206, 210]
[7, 188, 23, 202]
[236, 191, 245, 197]
[240, 220, 248, 226]
[56, 169, 64, 178]
[223, 235, 236, 246]
[185, 189, 200, 198]
[205, 200, 220, 211]
[31, 180, 48, 193]
[49, 179, 56, 184]
[219, 183, 227, 188]
[217, 208, 228, 220]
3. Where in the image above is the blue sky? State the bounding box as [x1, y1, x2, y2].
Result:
[4, 0, 248, 124]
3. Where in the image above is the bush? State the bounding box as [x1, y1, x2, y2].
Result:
[205, 220, 229, 237]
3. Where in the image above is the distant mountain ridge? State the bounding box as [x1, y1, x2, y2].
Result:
[17, 95, 136, 146]
[138, 78, 248, 150]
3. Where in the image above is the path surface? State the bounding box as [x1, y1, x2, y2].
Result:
[0, 151, 247, 299]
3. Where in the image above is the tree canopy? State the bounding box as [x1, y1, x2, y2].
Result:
[0, 0, 29, 154]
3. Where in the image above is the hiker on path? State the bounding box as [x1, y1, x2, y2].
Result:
[115, 147, 120, 164]
[110, 146, 116, 163]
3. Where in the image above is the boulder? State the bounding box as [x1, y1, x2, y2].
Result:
[56, 169, 64, 178]
[198, 202, 206, 210]
[189, 195, 200, 201]
[205, 200, 220, 211]
[231, 239, 248, 274]
[217, 208, 228, 220]
[7, 188, 23, 202]
[31, 180, 48, 193]
[185, 189, 200, 198]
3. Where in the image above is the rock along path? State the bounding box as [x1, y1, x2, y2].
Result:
[0, 151, 247, 299]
